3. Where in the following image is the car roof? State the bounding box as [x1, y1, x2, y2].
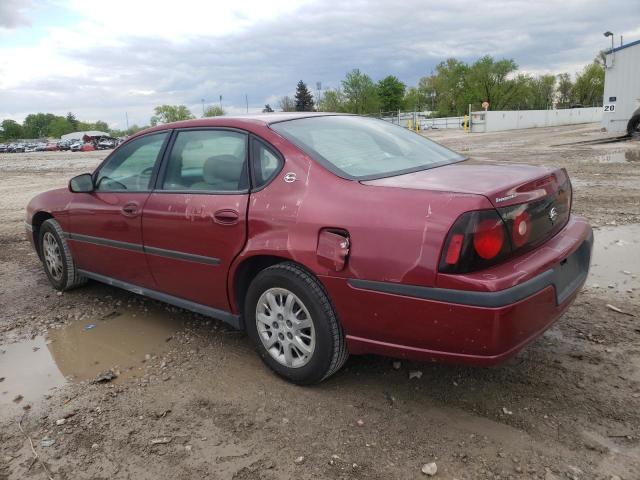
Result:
[131, 112, 354, 139]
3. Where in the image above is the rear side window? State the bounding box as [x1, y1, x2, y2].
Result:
[251, 138, 283, 189]
[271, 115, 465, 180]
[161, 130, 248, 192]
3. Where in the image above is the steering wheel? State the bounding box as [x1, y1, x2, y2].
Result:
[135, 167, 155, 190]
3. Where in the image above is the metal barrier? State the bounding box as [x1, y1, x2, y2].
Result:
[377, 112, 465, 130]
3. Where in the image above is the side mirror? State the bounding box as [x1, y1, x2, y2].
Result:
[69, 173, 94, 193]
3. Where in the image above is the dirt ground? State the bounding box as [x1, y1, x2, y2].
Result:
[1, 124, 639, 480]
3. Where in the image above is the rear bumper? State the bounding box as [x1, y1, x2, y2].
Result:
[321, 217, 593, 366]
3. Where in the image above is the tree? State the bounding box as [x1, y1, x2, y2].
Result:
[403, 86, 430, 112]
[526, 74, 556, 109]
[23, 113, 56, 138]
[66, 112, 79, 130]
[203, 105, 225, 117]
[294, 81, 315, 112]
[150, 105, 194, 126]
[0, 119, 23, 140]
[93, 120, 109, 132]
[572, 62, 604, 106]
[465, 56, 523, 110]
[278, 96, 296, 112]
[319, 89, 346, 112]
[556, 73, 573, 108]
[48, 117, 75, 137]
[425, 58, 471, 115]
[341, 69, 380, 114]
[262, 104, 274, 113]
[377, 75, 406, 112]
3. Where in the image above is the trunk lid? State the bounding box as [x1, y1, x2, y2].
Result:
[361, 158, 566, 208]
[363, 158, 572, 260]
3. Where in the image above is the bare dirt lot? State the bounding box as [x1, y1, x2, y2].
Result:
[1, 124, 639, 480]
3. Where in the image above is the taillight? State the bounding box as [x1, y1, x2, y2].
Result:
[439, 210, 511, 274]
[473, 218, 505, 259]
[439, 178, 572, 274]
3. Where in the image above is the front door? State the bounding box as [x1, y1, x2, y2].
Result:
[141, 128, 249, 311]
[67, 131, 169, 288]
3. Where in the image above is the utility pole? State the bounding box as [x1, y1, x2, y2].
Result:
[201, 98, 205, 116]
[219, 95, 223, 110]
[245, 94, 249, 113]
[125, 112, 129, 132]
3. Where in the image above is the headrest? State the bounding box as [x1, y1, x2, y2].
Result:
[202, 155, 244, 184]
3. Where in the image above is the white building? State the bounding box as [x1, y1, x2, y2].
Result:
[60, 130, 110, 141]
[601, 39, 640, 135]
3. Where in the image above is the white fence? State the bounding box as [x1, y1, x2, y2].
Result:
[381, 112, 464, 129]
[470, 107, 603, 133]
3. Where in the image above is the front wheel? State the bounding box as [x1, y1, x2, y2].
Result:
[38, 218, 87, 291]
[244, 262, 348, 385]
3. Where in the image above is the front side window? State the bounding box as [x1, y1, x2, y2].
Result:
[95, 132, 168, 191]
[270, 116, 466, 180]
[162, 130, 248, 192]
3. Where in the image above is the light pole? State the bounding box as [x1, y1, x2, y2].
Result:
[201, 98, 205, 116]
[604, 31, 614, 50]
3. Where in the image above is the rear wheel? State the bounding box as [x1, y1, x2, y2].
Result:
[244, 262, 348, 384]
[38, 219, 86, 291]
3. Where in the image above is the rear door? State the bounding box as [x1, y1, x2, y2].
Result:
[67, 131, 169, 288]
[141, 128, 249, 311]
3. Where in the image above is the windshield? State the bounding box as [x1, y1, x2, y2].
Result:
[270, 115, 465, 180]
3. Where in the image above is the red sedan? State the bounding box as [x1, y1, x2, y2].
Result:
[25, 114, 592, 384]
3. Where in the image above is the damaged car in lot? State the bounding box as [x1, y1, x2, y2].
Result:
[25, 113, 593, 384]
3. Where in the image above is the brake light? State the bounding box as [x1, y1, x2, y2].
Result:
[473, 218, 505, 259]
[439, 210, 510, 274]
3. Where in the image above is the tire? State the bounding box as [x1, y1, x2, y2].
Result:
[38, 218, 87, 291]
[244, 262, 348, 385]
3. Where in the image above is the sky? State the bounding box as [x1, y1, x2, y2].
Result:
[1, 0, 639, 129]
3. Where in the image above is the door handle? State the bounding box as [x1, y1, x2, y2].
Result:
[121, 202, 139, 217]
[213, 209, 240, 225]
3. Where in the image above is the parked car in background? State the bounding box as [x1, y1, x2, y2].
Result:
[25, 114, 593, 384]
[24, 144, 37, 153]
[45, 142, 60, 151]
[58, 140, 72, 151]
[36, 143, 48, 151]
[0, 144, 8, 153]
[69, 141, 83, 152]
[97, 138, 116, 149]
[10, 143, 25, 153]
[80, 143, 96, 152]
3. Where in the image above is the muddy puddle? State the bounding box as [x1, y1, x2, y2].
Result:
[1, 307, 180, 420]
[588, 224, 640, 294]
[596, 149, 640, 163]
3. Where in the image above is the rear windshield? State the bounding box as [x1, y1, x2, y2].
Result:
[270, 115, 465, 180]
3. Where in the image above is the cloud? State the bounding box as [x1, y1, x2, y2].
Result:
[0, 0, 638, 127]
[0, 0, 32, 29]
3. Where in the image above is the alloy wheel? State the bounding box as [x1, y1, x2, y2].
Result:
[43, 232, 63, 281]
[255, 288, 316, 368]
